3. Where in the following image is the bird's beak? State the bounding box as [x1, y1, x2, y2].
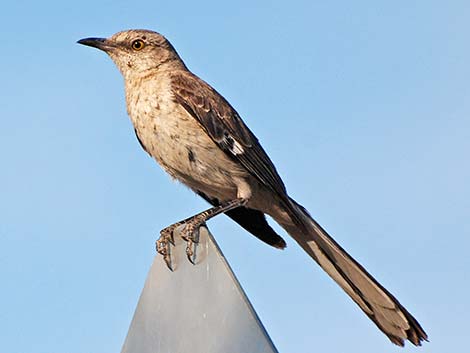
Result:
[77, 37, 114, 52]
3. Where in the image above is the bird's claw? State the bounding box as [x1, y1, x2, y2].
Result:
[156, 227, 175, 271]
[181, 223, 201, 265]
[156, 221, 203, 270]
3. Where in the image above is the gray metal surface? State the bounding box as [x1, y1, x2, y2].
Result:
[121, 226, 278, 353]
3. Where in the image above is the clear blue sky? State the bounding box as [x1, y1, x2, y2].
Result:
[1, 1, 468, 352]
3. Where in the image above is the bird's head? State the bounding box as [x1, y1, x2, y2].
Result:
[78, 29, 185, 78]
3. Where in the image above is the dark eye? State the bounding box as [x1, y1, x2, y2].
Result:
[131, 39, 145, 51]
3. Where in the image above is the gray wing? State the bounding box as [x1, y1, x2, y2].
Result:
[171, 71, 293, 207]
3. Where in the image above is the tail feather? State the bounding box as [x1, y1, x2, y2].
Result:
[276, 198, 428, 346]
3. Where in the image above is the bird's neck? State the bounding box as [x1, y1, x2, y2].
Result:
[123, 69, 173, 126]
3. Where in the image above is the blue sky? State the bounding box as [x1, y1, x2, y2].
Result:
[1, 1, 469, 352]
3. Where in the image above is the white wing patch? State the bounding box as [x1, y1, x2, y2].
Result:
[231, 140, 245, 155]
[223, 133, 245, 155]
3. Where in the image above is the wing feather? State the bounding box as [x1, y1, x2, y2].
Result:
[171, 71, 289, 202]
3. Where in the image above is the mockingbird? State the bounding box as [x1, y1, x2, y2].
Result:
[78, 29, 427, 346]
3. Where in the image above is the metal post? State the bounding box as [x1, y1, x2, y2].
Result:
[121, 226, 279, 353]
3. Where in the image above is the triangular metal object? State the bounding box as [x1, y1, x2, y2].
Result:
[121, 226, 279, 353]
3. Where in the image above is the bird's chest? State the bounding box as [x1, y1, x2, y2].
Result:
[127, 89, 194, 171]
[125, 82, 242, 195]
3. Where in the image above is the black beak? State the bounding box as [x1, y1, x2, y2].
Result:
[77, 37, 110, 51]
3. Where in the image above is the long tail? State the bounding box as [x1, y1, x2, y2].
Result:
[275, 198, 428, 346]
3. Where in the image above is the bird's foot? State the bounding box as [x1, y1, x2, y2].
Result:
[156, 224, 178, 271]
[156, 220, 204, 270]
[180, 220, 203, 265]
[156, 198, 245, 270]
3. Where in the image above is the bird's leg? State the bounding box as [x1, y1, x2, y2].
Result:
[158, 198, 247, 269]
[181, 198, 247, 263]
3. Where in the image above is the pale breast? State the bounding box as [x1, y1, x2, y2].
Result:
[125, 74, 247, 199]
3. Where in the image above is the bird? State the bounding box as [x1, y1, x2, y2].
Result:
[77, 29, 427, 347]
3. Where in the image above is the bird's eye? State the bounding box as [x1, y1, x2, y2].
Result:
[131, 39, 145, 51]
